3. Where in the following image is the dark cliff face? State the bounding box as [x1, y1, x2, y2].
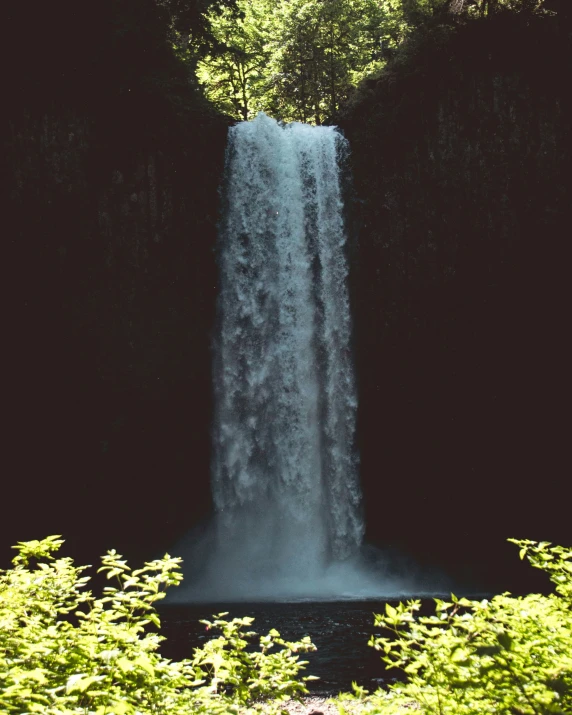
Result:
[2, 0, 234, 567]
[339, 13, 572, 591]
[5, 107, 229, 565]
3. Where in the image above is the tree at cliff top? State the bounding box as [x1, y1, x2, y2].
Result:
[196, 0, 406, 123]
[194, 0, 277, 120]
[267, 0, 405, 123]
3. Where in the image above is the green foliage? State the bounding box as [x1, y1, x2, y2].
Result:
[196, 0, 276, 119]
[196, 0, 406, 123]
[338, 539, 572, 715]
[464, 0, 550, 18]
[0, 536, 316, 715]
[402, 0, 553, 23]
[195, 615, 317, 703]
[194, 0, 560, 123]
[266, 0, 405, 123]
[5, 535, 571, 715]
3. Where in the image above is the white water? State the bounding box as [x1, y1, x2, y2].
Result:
[172, 114, 450, 602]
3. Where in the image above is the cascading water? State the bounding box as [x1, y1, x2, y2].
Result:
[171, 113, 451, 602]
[168, 113, 453, 602]
[207, 113, 363, 597]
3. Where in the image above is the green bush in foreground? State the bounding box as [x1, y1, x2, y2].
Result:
[0, 536, 316, 715]
[339, 539, 572, 715]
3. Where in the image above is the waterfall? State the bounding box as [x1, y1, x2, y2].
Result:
[207, 113, 363, 596]
[169, 113, 450, 602]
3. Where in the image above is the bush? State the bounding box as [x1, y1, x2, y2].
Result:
[338, 539, 572, 715]
[0, 536, 316, 715]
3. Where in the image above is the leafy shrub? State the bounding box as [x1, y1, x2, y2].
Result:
[0, 535, 316, 715]
[338, 539, 572, 715]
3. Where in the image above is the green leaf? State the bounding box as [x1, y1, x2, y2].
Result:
[497, 631, 513, 650]
[116, 657, 133, 673]
[66, 674, 103, 693]
[133, 655, 155, 676]
[385, 603, 397, 618]
[451, 648, 471, 663]
[107, 700, 133, 715]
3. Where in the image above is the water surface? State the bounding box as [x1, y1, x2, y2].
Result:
[159, 600, 404, 695]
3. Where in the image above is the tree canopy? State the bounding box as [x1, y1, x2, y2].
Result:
[196, 0, 406, 123]
[190, 0, 563, 123]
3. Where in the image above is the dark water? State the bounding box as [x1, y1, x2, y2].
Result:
[158, 600, 401, 695]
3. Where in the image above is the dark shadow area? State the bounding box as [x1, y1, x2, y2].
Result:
[339, 8, 571, 594]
